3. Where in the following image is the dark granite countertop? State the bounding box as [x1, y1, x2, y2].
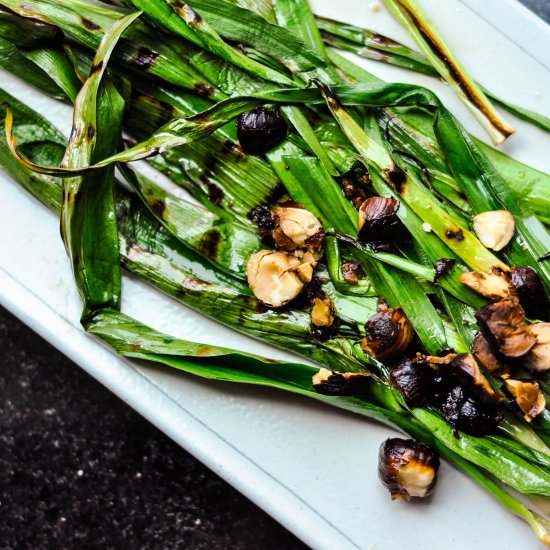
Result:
[1, 3, 548, 549]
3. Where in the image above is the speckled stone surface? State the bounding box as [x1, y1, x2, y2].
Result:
[0, 305, 305, 549]
[0, 2, 548, 549]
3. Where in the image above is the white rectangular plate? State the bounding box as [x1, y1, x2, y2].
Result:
[1, 1, 549, 548]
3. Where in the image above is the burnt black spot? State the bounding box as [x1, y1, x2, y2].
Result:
[90, 61, 104, 74]
[370, 32, 400, 47]
[149, 146, 161, 156]
[193, 83, 215, 97]
[304, 277, 325, 303]
[386, 165, 407, 192]
[69, 125, 78, 142]
[312, 316, 341, 342]
[199, 230, 220, 260]
[222, 140, 245, 161]
[435, 258, 456, 281]
[150, 200, 165, 218]
[133, 47, 160, 70]
[82, 17, 100, 31]
[445, 229, 464, 241]
[265, 182, 285, 204]
[207, 183, 224, 206]
[87, 125, 95, 141]
[316, 81, 341, 110]
[184, 5, 203, 23]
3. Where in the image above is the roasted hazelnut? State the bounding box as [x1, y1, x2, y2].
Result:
[312, 368, 370, 396]
[472, 210, 515, 251]
[389, 358, 433, 407]
[504, 379, 546, 421]
[237, 106, 287, 154]
[378, 438, 439, 501]
[459, 269, 513, 301]
[524, 323, 550, 373]
[475, 299, 536, 358]
[246, 250, 303, 307]
[273, 206, 323, 252]
[449, 353, 498, 403]
[440, 384, 503, 436]
[511, 266, 549, 321]
[361, 307, 414, 360]
[358, 196, 403, 245]
[471, 333, 511, 375]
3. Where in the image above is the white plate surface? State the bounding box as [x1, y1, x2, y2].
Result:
[1, 1, 549, 548]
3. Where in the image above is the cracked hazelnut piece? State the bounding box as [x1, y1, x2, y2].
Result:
[472, 333, 511, 375]
[389, 358, 434, 407]
[524, 323, 550, 372]
[459, 269, 513, 300]
[449, 353, 499, 403]
[472, 210, 515, 251]
[358, 196, 402, 244]
[361, 307, 414, 360]
[378, 438, 439, 501]
[511, 266, 549, 320]
[475, 299, 536, 358]
[504, 379, 546, 421]
[273, 206, 323, 251]
[246, 250, 303, 307]
[312, 368, 369, 396]
[311, 297, 335, 327]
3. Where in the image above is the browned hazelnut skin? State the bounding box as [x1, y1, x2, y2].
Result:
[237, 106, 287, 154]
[378, 438, 440, 501]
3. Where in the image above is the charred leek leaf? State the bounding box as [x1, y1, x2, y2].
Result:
[119, 164, 262, 279]
[319, 17, 550, 132]
[382, 0, 515, 144]
[60, 11, 140, 315]
[0, 0, 226, 99]
[130, 0, 294, 86]
[412, 407, 550, 496]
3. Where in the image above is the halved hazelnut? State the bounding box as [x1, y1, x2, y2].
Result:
[472, 210, 515, 251]
[273, 207, 323, 251]
[246, 250, 303, 307]
[524, 323, 550, 372]
[475, 299, 536, 358]
[378, 438, 440, 501]
[472, 333, 511, 375]
[504, 379, 546, 421]
[361, 307, 414, 360]
[459, 269, 513, 300]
